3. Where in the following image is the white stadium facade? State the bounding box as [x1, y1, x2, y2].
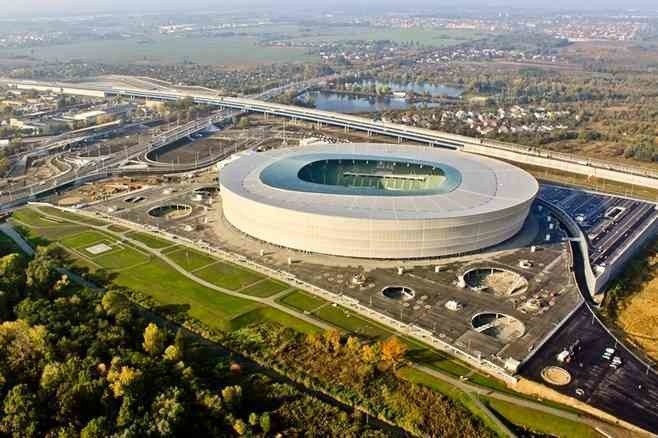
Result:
[219, 143, 538, 259]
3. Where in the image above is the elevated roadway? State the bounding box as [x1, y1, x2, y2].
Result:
[5, 76, 658, 190]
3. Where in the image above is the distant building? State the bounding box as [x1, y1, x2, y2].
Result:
[62, 110, 107, 123]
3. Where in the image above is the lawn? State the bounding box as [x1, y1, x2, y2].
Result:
[12, 207, 263, 330]
[0, 35, 312, 65]
[37, 206, 108, 226]
[278, 290, 327, 312]
[11, 208, 68, 227]
[315, 304, 394, 339]
[92, 245, 151, 270]
[60, 230, 110, 250]
[194, 261, 263, 291]
[12, 220, 84, 246]
[240, 279, 289, 297]
[113, 258, 261, 331]
[163, 246, 217, 271]
[484, 398, 599, 438]
[230, 307, 320, 334]
[125, 230, 174, 249]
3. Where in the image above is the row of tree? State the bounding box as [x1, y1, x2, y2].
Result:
[0, 245, 391, 437]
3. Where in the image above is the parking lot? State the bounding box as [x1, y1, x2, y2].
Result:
[521, 305, 658, 434]
[538, 185, 657, 268]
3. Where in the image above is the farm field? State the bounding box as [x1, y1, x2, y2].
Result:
[0, 25, 482, 65]
[0, 35, 312, 65]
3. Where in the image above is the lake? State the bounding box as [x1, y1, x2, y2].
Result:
[297, 90, 442, 113]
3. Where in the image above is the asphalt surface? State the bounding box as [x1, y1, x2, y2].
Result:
[538, 185, 657, 268]
[521, 305, 658, 434]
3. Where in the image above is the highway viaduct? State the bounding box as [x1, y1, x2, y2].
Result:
[4, 77, 658, 191]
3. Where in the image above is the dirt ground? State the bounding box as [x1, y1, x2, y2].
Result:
[615, 251, 658, 361]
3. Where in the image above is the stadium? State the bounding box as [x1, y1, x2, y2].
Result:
[219, 143, 538, 259]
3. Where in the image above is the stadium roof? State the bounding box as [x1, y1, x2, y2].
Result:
[219, 143, 538, 221]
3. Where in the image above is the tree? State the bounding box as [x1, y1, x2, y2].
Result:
[80, 417, 108, 438]
[345, 336, 360, 354]
[259, 412, 271, 433]
[107, 364, 141, 398]
[221, 385, 242, 411]
[233, 418, 247, 435]
[101, 290, 129, 316]
[163, 344, 182, 362]
[323, 329, 341, 353]
[0, 384, 41, 438]
[25, 246, 61, 295]
[381, 337, 407, 369]
[0, 320, 47, 381]
[248, 412, 259, 426]
[0, 254, 26, 302]
[360, 343, 381, 365]
[150, 387, 184, 436]
[142, 322, 166, 356]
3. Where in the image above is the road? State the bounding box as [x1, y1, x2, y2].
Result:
[5, 76, 658, 184]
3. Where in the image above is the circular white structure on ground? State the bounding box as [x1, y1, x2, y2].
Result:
[541, 366, 572, 386]
[219, 143, 538, 259]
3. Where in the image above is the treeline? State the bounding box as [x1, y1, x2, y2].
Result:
[0, 246, 389, 437]
[5, 62, 335, 96]
[224, 324, 493, 438]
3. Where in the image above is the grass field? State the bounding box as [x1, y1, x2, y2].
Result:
[124, 230, 174, 249]
[194, 262, 263, 291]
[231, 307, 320, 334]
[484, 398, 599, 438]
[112, 258, 261, 330]
[163, 246, 217, 271]
[0, 25, 483, 66]
[278, 290, 327, 312]
[315, 304, 394, 339]
[60, 230, 111, 249]
[0, 35, 312, 65]
[287, 26, 484, 47]
[606, 240, 658, 361]
[10, 207, 276, 331]
[240, 279, 289, 297]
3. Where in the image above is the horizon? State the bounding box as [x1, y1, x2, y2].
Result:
[2, 1, 658, 18]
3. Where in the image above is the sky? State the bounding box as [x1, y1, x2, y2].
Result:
[1, 0, 657, 17]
